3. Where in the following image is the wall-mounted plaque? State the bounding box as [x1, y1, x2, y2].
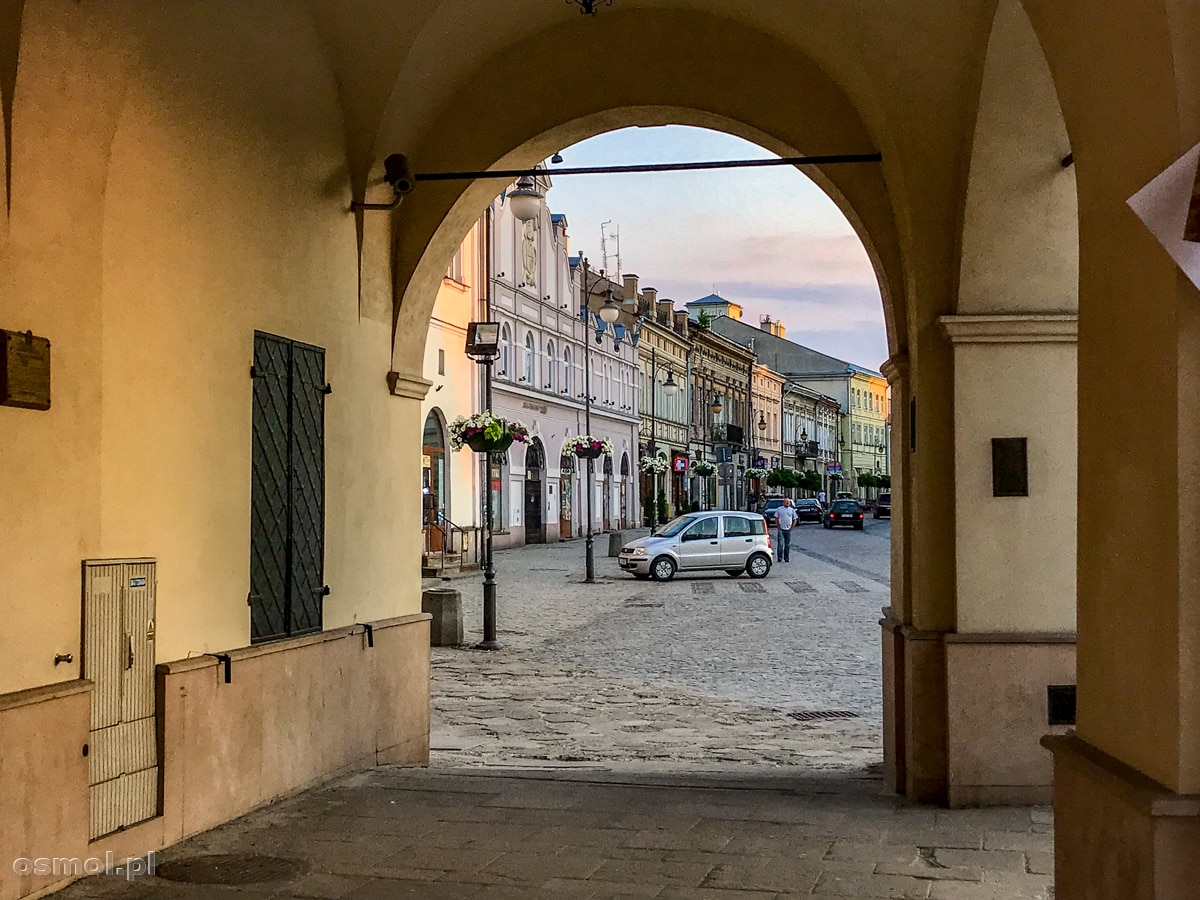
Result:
[1, 330, 51, 410]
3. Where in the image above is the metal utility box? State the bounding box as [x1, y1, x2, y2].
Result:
[83, 559, 158, 839]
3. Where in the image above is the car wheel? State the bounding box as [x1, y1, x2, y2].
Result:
[854, 523, 864, 531]
[725, 568, 744, 577]
[633, 573, 651, 580]
[650, 556, 677, 582]
[746, 553, 771, 579]
[873, 512, 880, 519]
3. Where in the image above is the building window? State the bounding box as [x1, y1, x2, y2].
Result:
[499, 323, 512, 378]
[545, 340, 556, 391]
[446, 245, 464, 283]
[438, 348, 445, 376]
[563, 346, 573, 395]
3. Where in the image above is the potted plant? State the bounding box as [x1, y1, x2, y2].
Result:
[690, 460, 716, 478]
[567, 434, 613, 459]
[640, 455, 669, 474]
[745, 467, 770, 480]
[448, 412, 529, 454]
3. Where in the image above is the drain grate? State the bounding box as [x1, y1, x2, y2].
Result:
[738, 582, 765, 594]
[833, 581, 866, 593]
[625, 601, 664, 608]
[155, 854, 307, 885]
[785, 581, 815, 593]
[692, 582, 714, 595]
[788, 710, 860, 722]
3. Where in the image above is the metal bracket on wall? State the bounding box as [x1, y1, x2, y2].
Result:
[213, 653, 233, 684]
[361, 623, 374, 648]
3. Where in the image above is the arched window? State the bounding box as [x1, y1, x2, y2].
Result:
[545, 340, 556, 391]
[563, 346, 573, 395]
[499, 323, 512, 378]
[523, 332, 536, 384]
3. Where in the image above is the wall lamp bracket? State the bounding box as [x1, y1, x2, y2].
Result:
[213, 653, 233, 684]
[361, 623, 374, 648]
[351, 154, 415, 212]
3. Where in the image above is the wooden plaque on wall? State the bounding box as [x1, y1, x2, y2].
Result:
[1, 329, 51, 410]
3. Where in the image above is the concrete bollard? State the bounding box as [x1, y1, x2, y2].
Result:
[421, 587, 463, 647]
[608, 531, 627, 557]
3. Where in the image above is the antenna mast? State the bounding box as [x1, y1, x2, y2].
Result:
[600, 220, 612, 274]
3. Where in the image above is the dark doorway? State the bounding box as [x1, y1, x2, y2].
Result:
[524, 440, 545, 544]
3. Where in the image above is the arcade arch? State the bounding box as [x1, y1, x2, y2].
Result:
[3, 2, 1198, 896]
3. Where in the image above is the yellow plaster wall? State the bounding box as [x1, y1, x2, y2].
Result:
[952, 342, 1076, 633]
[959, 0, 1078, 316]
[0, 3, 417, 694]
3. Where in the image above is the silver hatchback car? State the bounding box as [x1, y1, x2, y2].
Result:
[618, 511, 773, 581]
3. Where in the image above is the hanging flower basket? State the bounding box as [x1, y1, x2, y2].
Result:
[449, 412, 529, 454]
[745, 467, 770, 480]
[690, 460, 716, 478]
[639, 456, 669, 475]
[567, 435, 613, 459]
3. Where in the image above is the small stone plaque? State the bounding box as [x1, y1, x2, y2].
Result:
[1, 330, 51, 410]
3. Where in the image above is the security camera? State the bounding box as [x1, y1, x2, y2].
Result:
[383, 154, 414, 194]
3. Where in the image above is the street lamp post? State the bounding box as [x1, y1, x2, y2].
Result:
[578, 256, 622, 583]
[465, 317, 502, 650]
[465, 179, 543, 649]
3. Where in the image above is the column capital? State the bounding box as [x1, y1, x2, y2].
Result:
[386, 370, 433, 400]
[880, 353, 909, 385]
[938, 314, 1078, 344]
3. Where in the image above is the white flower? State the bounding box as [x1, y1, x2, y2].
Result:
[639, 456, 669, 474]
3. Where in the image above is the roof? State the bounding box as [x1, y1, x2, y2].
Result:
[550, 213, 566, 225]
[687, 294, 732, 307]
[707, 315, 852, 375]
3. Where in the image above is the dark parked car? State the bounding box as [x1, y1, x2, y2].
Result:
[823, 499, 865, 530]
[793, 498, 824, 523]
[874, 491, 891, 519]
[760, 496, 786, 527]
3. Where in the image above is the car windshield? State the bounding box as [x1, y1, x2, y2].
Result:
[879, 493, 891, 502]
[832, 501, 859, 512]
[763, 499, 785, 510]
[656, 515, 699, 538]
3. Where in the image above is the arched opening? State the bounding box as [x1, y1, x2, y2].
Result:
[618, 451, 630, 529]
[601, 453, 614, 531]
[523, 438, 545, 544]
[559, 450, 575, 539]
[421, 409, 449, 551]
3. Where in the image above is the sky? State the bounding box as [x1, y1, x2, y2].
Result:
[540, 126, 889, 371]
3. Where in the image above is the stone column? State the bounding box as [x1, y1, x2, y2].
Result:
[879, 353, 910, 795]
[940, 314, 1078, 806]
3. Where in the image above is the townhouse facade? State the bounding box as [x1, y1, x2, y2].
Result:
[708, 313, 889, 498]
[488, 177, 641, 546]
[635, 291, 693, 520]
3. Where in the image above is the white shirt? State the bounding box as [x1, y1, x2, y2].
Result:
[775, 505, 798, 530]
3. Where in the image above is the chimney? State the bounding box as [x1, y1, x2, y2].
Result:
[639, 286, 657, 317]
[623, 274, 639, 303]
[759, 314, 786, 339]
[673, 310, 688, 335]
[657, 298, 673, 326]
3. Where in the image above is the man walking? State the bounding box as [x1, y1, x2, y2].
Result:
[775, 497, 797, 563]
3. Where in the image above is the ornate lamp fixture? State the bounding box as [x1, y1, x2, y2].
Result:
[710, 395, 723, 416]
[568, 0, 613, 13]
[507, 176, 543, 222]
[662, 370, 679, 397]
[757, 412, 767, 434]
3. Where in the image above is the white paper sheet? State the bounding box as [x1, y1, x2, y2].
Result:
[1128, 142, 1200, 288]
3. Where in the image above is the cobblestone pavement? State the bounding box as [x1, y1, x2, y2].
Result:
[429, 520, 891, 772]
[52, 517, 1054, 899]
